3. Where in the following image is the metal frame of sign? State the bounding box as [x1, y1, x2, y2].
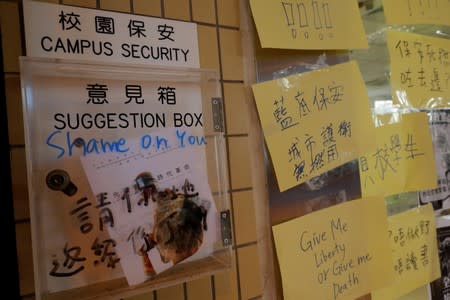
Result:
[20, 57, 231, 300]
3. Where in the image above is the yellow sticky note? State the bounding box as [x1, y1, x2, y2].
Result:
[372, 204, 440, 300]
[387, 31, 450, 108]
[249, 0, 368, 49]
[382, 0, 450, 26]
[272, 196, 393, 300]
[252, 61, 375, 192]
[360, 112, 437, 197]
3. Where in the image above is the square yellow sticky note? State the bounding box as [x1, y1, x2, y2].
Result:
[252, 60, 375, 192]
[372, 204, 441, 300]
[272, 196, 393, 300]
[387, 30, 450, 108]
[360, 112, 437, 197]
[383, 0, 450, 26]
[249, 0, 368, 49]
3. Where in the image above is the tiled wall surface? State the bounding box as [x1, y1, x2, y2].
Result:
[0, 0, 262, 299]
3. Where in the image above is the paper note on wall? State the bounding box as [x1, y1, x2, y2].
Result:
[252, 61, 375, 192]
[272, 196, 393, 300]
[387, 31, 450, 108]
[382, 0, 450, 26]
[372, 204, 440, 300]
[249, 0, 368, 49]
[418, 110, 450, 205]
[360, 112, 437, 197]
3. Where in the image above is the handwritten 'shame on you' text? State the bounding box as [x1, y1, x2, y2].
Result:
[299, 217, 372, 300]
[46, 129, 206, 159]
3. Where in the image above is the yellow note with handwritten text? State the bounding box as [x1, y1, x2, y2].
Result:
[249, 0, 368, 49]
[383, 0, 450, 26]
[372, 204, 440, 300]
[360, 112, 437, 197]
[272, 196, 393, 300]
[387, 31, 450, 108]
[252, 61, 375, 192]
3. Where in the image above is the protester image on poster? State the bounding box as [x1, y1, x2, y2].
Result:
[430, 225, 450, 299]
[131, 172, 210, 277]
[81, 127, 218, 285]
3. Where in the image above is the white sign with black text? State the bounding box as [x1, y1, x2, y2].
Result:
[23, 0, 200, 67]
